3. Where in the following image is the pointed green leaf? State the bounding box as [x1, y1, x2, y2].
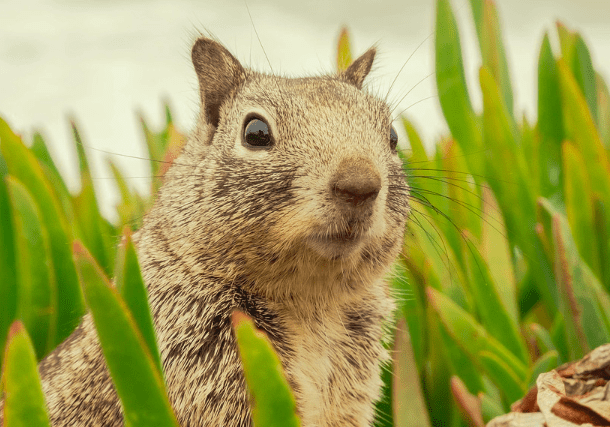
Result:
[593, 198, 610, 292]
[597, 73, 610, 148]
[480, 0, 513, 115]
[73, 242, 179, 427]
[528, 351, 559, 388]
[438, 322, 486, 396]
[401, 116, 428, 164]
[336, 27, 353, 72]
[480, 66, 558, 309]
[0, 118, 84, 345]
[478, 351, 526, 404]
[0, 147, 16, 369]
[232, 311, 300, 427]
[540, 200, 610, 357]
[558, 59, 610, 202]
[562, 141, 600, 275]
[528, 323, 556, 356]
[479, 392, 505, 424]
[572, 35, 598, 124]
[463, 231, 528, 365]
[30, 132, 75, 223]
[479, 187, 517, 322]
[392, 317, 431, 427]
[6, 176, 57, 359]
[1, 321, 51, 427]
[71, 121, 112, 274]
[427, 287, 528, 383]
[537, 33, 564, 198]
[558, 23, 598, 123]
[114, 228, 163, 377]
[435, 0, 483, 177]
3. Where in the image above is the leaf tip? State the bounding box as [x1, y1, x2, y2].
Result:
[7, 320, 24, 341]
[231, 310, 250, 329]
[72, 240, 87, 256]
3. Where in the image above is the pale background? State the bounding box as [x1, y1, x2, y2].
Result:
[1, 0, 609, 220]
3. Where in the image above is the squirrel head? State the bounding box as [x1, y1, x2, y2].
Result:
[146, 37, 409, 301]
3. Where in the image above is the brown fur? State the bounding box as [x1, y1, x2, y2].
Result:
[0, 37, 409, 426]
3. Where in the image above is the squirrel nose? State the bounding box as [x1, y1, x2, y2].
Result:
[332, 158, 381, 207]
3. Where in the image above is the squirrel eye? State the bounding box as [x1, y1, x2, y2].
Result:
[390, 126, 398, 151]
[243, 117, 273, 149]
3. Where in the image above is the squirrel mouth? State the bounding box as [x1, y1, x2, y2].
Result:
[306, 224, 367, 259]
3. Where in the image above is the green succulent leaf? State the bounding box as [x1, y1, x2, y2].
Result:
[1, 321, 51, 427]
[435, 0, 483, 178]
[558, 59, 610, 203]
[0, 148, 16, 369]
[427, 287, 527, 392]
[537, 32, 564, 198]
[528, 351, 559, 388]
[0, 118, 85, 347]
[114, 228, 164, 377]
[6, 177, 57, 359]
[73, 242, 179, 427]
[232, 311, 300, 427]
[392, 317, 431, 427]
[336, 27, 353, 72]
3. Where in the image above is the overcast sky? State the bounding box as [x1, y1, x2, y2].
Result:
[1, 0, 609, 220]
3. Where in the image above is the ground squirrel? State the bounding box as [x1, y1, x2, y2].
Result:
[0, 36, 409, 426]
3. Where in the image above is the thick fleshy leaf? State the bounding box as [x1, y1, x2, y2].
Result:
[73, 242, 179, 427]
[598, 73, 610, 148]
[479, 0, 513, 115]
[593, 198, 610, 292]
[71, 121, 113, 274]
[30, 132, 75, 224]
[528, 351, 559, 388]
[463, 231, 528, 365]
[232, 311, 300, 427]
[480, 66, 557, 309]
[528, 323, 556, 357]
[0, 321, 51, 427]
[107, 160, 147, 230]
[479, 187, 517, 322]
[139, 115, 169, 194]
[479, 392, 505, 424]
[114, 228, 163, 377]
[558, 59, 610, 202]
[435, 0, 483, 178]
[450, 376, 484, 427]
[6, 177, 57, 359]
[539, 199, 610, 357]
[537, 33, 564, 198]
[0, 148, 16, 369]
[401, 116, 428, 164]
[427, 287, 527, 386]
[391, 262, 425, 371]
[439, 322, 486, 396]
[392, 317, 431, 427]
[478, 351, 526, 404]
[562, 141, 600, 276]
[0, 118, 84, 345]
[336, 27, 352, 71]
[552, 213, 610, 351]
[557, 22, 598, 124]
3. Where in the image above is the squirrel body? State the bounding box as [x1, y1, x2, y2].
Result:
[0, 37, 409, 426]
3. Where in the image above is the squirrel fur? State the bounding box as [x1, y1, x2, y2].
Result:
[0, 37, 409, 426]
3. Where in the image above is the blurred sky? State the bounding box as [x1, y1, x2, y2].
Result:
[1, 0, 609, 220]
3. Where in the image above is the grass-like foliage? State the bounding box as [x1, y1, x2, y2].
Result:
[1, 0, 610, 425]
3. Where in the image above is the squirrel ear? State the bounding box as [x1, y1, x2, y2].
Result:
[341, 47, 376, 89]
[192, 38, 245, 127]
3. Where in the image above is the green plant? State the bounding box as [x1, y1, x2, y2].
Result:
[1, 0, 609, 425]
